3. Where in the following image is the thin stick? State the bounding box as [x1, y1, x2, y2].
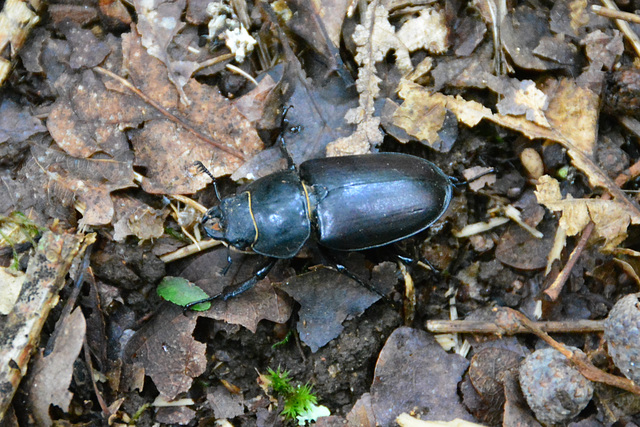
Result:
[159, 238, 223, 263]
[592, 5, 640, 25]
[93, 66, 244, 160]
[544, 221, 595, 300]
[426, 318, 604, 334]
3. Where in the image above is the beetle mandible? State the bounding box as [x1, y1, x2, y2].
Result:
[191, 133, 453, 306]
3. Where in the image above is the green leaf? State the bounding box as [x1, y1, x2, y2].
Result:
[157, 276, 211, 311]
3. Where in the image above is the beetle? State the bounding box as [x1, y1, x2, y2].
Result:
[189, 139, 453, 307]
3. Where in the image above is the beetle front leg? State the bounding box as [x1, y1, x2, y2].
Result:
[183, 257, 278, 312]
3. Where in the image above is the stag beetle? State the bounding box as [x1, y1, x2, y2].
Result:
[189, 118, 453, 307]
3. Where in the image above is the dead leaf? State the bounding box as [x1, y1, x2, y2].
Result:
[112, 195, 170, 242]
[155, 406, 196, 425]
[121, 27, 263, 193]
[282, 267, 386, 353]
[28, 144, 135, 226]
[495, 221, 556, 270]
[0, 98, 46, 146]
[200, 280, 293, 333]
[535, 175, 640, 251]
[207, 385, 246, 419]
[286, 0, 350, 75]
[369, 327, 473, 424]
[128, 305, 207, 400]
[47, 69, 152, 160]
[495, 79, 550, 128]
[23, 308, 86, 426]
[134, 0, 196, 105]
[59, 21, 111, 69]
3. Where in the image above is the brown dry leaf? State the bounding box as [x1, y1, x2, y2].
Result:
[206, 385, 246, 419]
[112, 195, 170, 242]
[368, 327, 473, 424]
[582, 30, 623, 70]
[0, 98, 46, 145]
[122, 27, 262, 193]
[134, 0, 197, 105]
[47, 69, 152, 160]
[128, 306, 207, 400]
[286, 0, 350, 75]
[544, 78, 599, 157]
[23, 308, 86, 426]
[535, 175, 640, 251]
[282, 263, 397, 352]
[200, 280, 292, 333]
[29, 144, 135, 226]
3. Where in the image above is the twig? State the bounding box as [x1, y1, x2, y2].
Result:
[544, 221, 595, 300]
[426, 318, 604, 334]
[495, 308, 640, 395]
[592, 5, 640, 25]
[159, 238, 222, 263]
[93, 66, 244, 161]
[596, 0, 640, 58]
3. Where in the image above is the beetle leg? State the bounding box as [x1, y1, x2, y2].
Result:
[395, 254, 439, 274]
[220, 257, 278, 300]
[318, 248, 397, 307]
[278, 134, 297, 171]
[220, 249, 233, 275]
[183, 257, 278, 312]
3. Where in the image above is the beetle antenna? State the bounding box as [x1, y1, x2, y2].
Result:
[194, 161, 222, 202]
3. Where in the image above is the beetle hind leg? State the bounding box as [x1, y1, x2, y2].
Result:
[319, 248, 398, 308]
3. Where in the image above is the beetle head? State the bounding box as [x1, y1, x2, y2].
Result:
[202, 206, 226, 241]
[201, 193, 257, 250]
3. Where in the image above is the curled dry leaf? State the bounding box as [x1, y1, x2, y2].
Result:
[535, 175, 640, 251]
[328, 3, 450, 156]
[112, 195, 170, 242]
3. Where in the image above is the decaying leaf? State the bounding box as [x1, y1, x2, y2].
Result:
[127, 306, 207, 400]
[112, 195, 170, 242]
[356, 327, 473, 424]
[122, 27, 263, 193]
[495, 79, 550, 128]
[535, 175, 640, 251]
[134, 0, 196, 105]
[28, 144, 135, 226]
[327, 2, 450, 155]
[23, 308, 86, 426]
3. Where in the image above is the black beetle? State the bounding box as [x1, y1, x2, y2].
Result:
[190, 142, 453, 306]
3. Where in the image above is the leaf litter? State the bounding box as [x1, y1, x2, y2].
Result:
[2, 0, 640, 425]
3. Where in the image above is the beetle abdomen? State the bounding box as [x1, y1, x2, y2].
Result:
[300, 153, 452, 251]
